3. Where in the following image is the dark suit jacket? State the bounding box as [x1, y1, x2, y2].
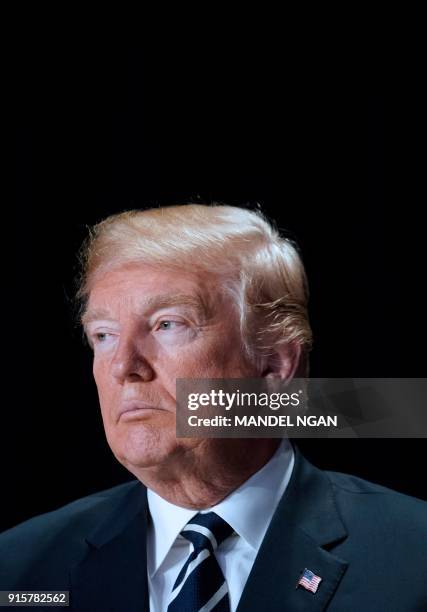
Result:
[1, 447, 426, 611]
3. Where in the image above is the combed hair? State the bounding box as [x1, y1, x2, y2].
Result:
[76, 204, 312, 375]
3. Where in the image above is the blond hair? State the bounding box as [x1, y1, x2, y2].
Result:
[77, 204, 312, 374]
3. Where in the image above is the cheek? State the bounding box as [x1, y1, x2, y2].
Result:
[92, 362, 102, 388]
[92, 360, 112, 397]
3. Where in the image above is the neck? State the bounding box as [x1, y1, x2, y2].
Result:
[133, 439, 281, 509]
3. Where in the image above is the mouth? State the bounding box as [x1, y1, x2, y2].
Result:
[118, 400, 166, 421]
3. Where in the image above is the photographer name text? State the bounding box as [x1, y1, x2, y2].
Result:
[187, 415, 338, 428]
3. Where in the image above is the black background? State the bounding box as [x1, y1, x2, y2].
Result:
[7, 40, 425, 533]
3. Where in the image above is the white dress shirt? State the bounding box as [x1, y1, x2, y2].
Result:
[147, 439, 295, 612]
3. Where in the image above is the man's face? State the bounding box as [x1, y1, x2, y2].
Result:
[83, 263, 259, 475]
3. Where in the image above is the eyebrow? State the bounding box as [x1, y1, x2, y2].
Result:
[81, 292, 212, 330]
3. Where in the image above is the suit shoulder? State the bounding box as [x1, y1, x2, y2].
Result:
[0, 480, 140, 543]
[0, 480, 142, 588]
[325, 468, 426, 501]
[325, 469, 427, 529]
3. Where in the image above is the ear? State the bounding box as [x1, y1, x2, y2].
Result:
[261, 341, 301, 381]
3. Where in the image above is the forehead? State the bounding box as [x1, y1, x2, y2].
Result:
[83, 263, 223, 322]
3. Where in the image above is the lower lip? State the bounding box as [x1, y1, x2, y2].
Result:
[120, 408, 163, 421]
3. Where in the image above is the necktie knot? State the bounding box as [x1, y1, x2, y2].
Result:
[181, 511, 233, 552]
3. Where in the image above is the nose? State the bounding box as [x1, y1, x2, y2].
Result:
[110, 336, 154, 383]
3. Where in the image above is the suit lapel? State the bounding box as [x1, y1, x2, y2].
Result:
[69, 482, 149, 612]
[237, 446, 349, 612]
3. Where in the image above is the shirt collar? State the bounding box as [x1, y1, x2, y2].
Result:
[147, 439, 294, 577]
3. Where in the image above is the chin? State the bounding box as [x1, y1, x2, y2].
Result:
[109, 425, 182, 471]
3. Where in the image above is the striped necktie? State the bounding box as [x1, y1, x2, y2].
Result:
[167, 512, 234, 612]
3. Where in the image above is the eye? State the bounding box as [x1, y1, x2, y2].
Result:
[157, 320, 181, 331]
[93, 332, 112, 343]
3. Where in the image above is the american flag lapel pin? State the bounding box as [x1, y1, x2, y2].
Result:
[296, 568, 322, 593]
